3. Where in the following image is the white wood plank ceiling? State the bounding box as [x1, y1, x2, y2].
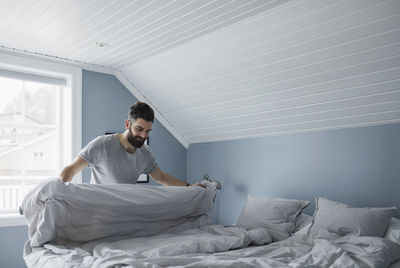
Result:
[0, 0, 284, 68]
[1, 0, 399, 146]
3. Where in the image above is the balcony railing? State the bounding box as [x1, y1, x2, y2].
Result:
[0, 185, 35, 210]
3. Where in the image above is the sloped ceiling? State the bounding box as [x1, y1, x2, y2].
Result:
[0, 0, 284, 68]
[1, 0, 399, 147]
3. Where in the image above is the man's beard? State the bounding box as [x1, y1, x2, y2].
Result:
[128, 129, 146, 148]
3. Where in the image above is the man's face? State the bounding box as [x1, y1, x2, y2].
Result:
[127, 118, 152, 148]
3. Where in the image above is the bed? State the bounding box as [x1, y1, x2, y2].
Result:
[21, 178, 400, 268]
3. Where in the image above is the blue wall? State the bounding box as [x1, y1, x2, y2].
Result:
[187, 123, 400, 225]
[0, 226, 28, 268]
[0, 70, 186, 267]
[81, 70, 186, 184]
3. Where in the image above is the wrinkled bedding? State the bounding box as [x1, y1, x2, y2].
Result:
[24, 224, 400, 268]
[21, 178, 217, 247]
[22, 179, 400, 268]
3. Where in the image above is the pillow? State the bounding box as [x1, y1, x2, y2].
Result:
[294, 213, 312, 232]
[308, 197, 396, 237]
[385, 217, 400, 244]
[236, 195, 310, 241]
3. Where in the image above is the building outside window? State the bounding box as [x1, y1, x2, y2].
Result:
[0, 77, 61, 213]
[0, 54, 82, 225]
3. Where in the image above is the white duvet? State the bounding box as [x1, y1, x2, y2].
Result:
[24, 227, 400, 268]
[21, 178, 218, 247]
[22, 179, 400, 268]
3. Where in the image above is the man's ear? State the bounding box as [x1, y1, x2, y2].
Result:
[124, 119, 130, 130]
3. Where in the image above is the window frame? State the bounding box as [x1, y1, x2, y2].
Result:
[0, 53, 82, 227]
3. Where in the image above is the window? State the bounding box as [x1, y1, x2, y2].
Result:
[0, 53, 82, 226]
[33, 152, 45, 162]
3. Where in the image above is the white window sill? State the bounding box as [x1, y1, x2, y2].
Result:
[0, 214, 28, 227]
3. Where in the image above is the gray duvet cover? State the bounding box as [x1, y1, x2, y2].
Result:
[21, 178, 400, 268]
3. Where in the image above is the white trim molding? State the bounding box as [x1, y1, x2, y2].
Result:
[115, 70, 189, 148]
[0, 52, 83, 226]
[0, 214, 27, 227]
[0, 46, 116, 75]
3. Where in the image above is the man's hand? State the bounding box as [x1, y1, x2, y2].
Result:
[59, 157, 88, 182]
[188, 182, 206, 188]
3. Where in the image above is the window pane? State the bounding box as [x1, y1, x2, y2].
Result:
[0, 77, 23, 122]
[24, 81, 57, 125]
[0, 78, 61, 213]
[24, 128, 59, 179]
[0, 148, 23, 211]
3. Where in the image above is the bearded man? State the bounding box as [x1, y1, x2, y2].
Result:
[60, 102, 201, 187]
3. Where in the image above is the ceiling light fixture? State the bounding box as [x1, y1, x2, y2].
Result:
[96, 42, 109, 48]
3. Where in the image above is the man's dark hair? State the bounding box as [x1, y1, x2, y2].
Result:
[128, 102, 154, 122]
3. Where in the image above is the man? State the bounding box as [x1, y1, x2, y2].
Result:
[60, 101, 200, 187]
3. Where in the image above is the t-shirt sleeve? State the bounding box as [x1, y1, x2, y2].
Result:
[143, 146, 159, 174]
[78, 136, 102, 165]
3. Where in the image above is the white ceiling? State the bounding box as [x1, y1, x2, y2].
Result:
[1, 0, 400, 147]
[0, 0, 284, 68]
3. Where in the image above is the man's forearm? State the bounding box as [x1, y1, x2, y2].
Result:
[59, 167, 74, 182]
[160, 172, 188, 186]
[149, 167, 190, 186]
[59, 157, 88, 182]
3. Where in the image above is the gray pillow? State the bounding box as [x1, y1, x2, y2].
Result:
[385, 218, 400, 244]
[236, 195, 310, 241]
[294, 213, 312, 232]
[308, 197, 396, 237]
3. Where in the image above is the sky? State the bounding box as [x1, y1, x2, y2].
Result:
[0, 77, 21, 113]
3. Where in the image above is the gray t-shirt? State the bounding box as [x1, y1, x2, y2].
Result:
[79, 134, 158, 184]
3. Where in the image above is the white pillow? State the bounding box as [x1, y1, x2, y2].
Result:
[308, 197, 396, 237]
[236, 195, 310, 241]
[385, 217, 400, 244]
[294, 213, 312, 232]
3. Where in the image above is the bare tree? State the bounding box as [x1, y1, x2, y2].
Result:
[2, 84, 57, 125]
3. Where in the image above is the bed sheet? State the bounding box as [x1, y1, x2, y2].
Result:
[390, 261, 400, 268]
[22, 179, 400, 267]
[24, 222, 400, 268]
